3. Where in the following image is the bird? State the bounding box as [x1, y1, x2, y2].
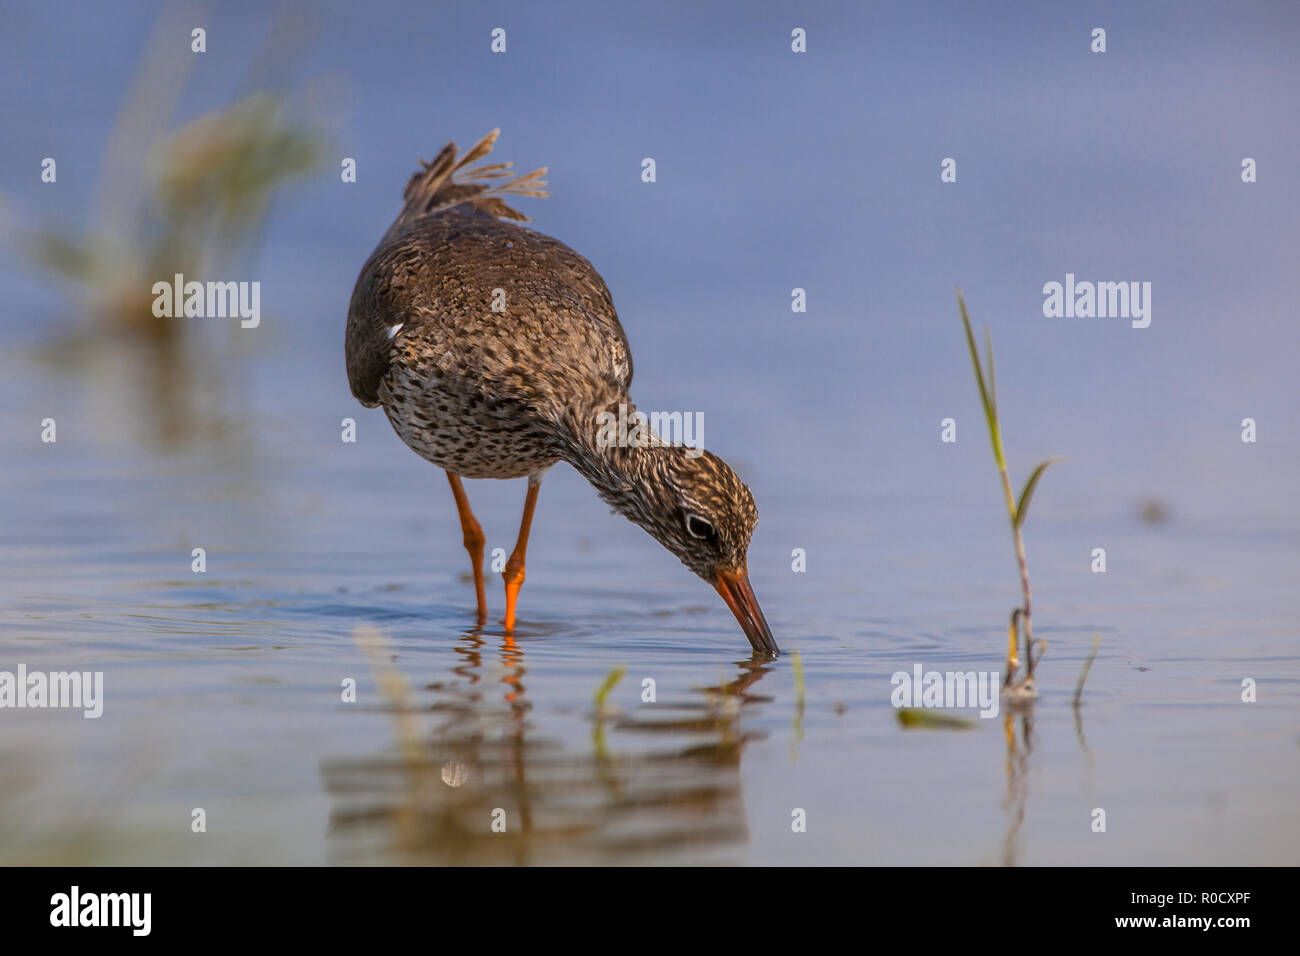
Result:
[345, 130, 777, 656]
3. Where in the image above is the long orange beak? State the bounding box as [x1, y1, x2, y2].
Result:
[714, 570, 779, 656]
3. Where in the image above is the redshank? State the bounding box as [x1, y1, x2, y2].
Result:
[345, 130, 777, 655]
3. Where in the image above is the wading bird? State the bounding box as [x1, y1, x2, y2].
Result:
[345, 131, 776, 655]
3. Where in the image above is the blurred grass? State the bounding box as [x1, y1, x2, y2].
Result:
[26, 92, 322, 339]
[9, 4, 325, 342]
[0, 3, 328, 450]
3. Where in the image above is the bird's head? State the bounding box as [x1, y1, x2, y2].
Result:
[615, 446, 778, 656]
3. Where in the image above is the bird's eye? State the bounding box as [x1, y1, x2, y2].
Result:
[685, 514, 715, 540]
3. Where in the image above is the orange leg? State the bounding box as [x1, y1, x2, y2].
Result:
[446, 472, 487, 624]
[503, 481, 541, 632]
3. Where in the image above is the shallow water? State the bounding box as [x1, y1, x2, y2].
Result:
[2, 339, 1297, 866]
[3, 0, 1299, 866]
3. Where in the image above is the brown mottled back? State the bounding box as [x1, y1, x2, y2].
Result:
[345, 131, 632, 434]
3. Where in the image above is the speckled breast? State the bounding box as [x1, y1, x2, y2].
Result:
[379, 361, 559, 480]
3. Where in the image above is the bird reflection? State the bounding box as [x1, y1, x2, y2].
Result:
[322, 630, 773, 864]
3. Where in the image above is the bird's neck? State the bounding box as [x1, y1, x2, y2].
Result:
[554, 397, 659, 510]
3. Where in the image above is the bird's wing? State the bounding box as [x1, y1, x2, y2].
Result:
[346, 132, 632, 408]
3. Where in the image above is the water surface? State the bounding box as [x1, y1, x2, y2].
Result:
[2, 0, 1298, 866]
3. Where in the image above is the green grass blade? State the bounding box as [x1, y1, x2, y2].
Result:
[1014, 457, 1060, 528]
[1073, 634, 1101, 707]
[956, 288, 1005, 470]
[896, 707, 976, 730]
[984, 325, 998, 422]
[957, 289, 992, 422]
[593, 665, 626, 710]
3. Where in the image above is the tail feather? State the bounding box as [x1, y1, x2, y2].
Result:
[389, 129, 548, 236]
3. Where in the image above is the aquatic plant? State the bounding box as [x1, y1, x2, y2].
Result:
[24, 92, 321, 339]
[6, 3, 323, 341]
[955, 289, 1059, 700]
[896, 708, 975, 730]
[593, 665, 626, 716]
[1073, 634, 1101, 708]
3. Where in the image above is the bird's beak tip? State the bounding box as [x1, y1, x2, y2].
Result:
[714, 569, 779, 657]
